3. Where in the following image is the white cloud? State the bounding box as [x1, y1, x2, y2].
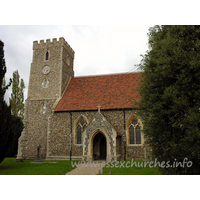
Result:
[0, 25, 151, 103]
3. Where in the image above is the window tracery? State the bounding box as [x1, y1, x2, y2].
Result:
[128, 116, 141, 144]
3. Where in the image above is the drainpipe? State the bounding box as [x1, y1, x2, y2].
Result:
[123, 109, 126, 161]
[70, 112, 72, 160]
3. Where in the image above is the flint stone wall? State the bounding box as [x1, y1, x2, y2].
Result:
[18, 99, 56, 159]
[46, 109, 149, 161]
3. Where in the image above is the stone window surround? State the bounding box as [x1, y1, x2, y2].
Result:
[73, 114, 89, 145]
[126, 114, 144, 147]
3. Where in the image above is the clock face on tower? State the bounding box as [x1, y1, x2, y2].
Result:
[42, 66, 50, 74]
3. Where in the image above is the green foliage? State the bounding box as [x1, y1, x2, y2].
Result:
[135, 25, 200, 174]
[0, 158, 75, 175]
[5, 115, 24, 157]
[0, 100, 12, 163]
[0, 40, 23, 162]
[0, 40, 11, 163]
[9, 70, 25, 121]
[0, 41, 12, 99]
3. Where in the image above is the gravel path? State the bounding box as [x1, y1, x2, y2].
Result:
[66, 161, 103, 175]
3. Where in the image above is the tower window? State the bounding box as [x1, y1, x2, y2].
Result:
[46, 51, 49, 60]
[44, 79, 48, 88]
[42, 78, 49, 88]
[42, 103, 46, 114]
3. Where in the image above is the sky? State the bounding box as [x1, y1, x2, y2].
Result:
[0, 25, 151, 102]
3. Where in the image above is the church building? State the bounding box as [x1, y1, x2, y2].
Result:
[16, 37, 150, 162]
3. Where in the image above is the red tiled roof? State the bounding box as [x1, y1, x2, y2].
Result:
[55, 72, 141, 112]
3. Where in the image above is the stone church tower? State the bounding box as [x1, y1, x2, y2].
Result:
[17, 37, 75, 159]
[17, 37, 150, 162]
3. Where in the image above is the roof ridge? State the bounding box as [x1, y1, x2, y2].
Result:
[74, 71, 141, 79]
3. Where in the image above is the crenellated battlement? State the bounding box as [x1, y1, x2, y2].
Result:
[33, 37, 74, 57]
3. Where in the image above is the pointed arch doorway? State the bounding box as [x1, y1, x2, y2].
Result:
[92, 132, 107, 160]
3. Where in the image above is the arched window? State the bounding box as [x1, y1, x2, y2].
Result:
[42, 103, 46, 114]
[128, 116, 141, 144]
[77, 125, 82, 144]
[42, 78, 49, 88]
[76, 117, 87, 144]
[46, 51, 49, 60]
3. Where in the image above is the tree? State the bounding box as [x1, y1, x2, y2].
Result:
[5, 114, 24, 157]
[0, 41, 12, 99]
[0, 40, 12, 162]
[9, 70, 25, 121]
[135, 25, 200, 175]
[0, 40, 23, 162]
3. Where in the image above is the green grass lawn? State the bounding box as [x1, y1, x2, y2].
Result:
[102, 160, 160, 175]
[0, 158, 160, 175]
[0, 158, 75, 175]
